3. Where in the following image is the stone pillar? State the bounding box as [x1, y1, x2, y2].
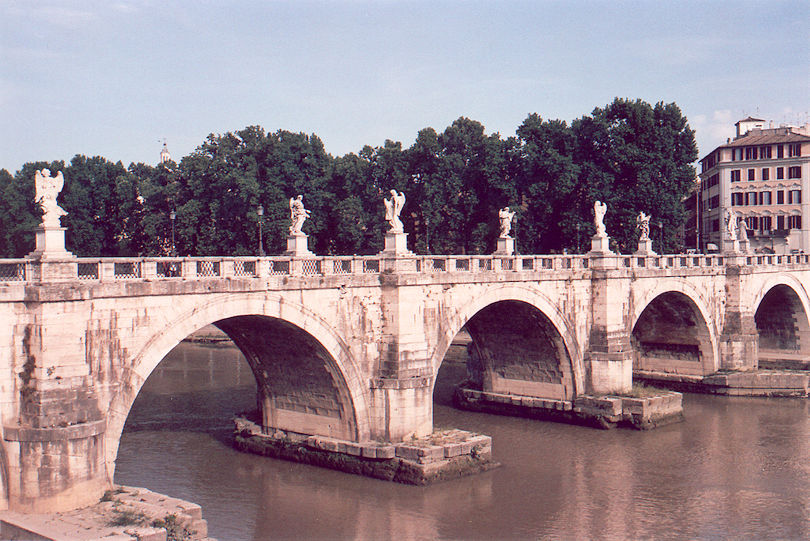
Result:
[493, 236, 514, 256]
[284, 233, 314, 257]
[369, 273, 432, 441]
[586, 257, 633, 394]
[719, 262, 758, 370]
[380, 232, 411, 257]
[4, 303, 106, 512]
[589, 233, 612, 255]
[634, 238, 655, 256]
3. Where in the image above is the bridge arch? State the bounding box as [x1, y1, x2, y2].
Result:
[750, 274, 810, 366]
[431, 284, 583, 401]
[630, 279, 719, 376]
[104, 292, 370, 483]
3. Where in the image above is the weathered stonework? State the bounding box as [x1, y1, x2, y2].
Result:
[0, 252, 809, 512]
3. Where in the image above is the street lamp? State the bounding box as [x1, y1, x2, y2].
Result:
[576, 223, 581, 254]
[169, 210, 176, 256]
[658, 221, 664, 254]
[257, 204, 265, 256]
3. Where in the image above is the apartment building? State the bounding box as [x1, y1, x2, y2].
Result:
[699, 117, 810, 253]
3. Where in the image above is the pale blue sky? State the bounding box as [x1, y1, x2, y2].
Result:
[1, 0, 808, 173]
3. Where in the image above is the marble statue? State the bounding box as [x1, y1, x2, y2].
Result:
[498, 207, 515, 238]
[384, 190, 406, 233]
[289, 195, 310, 235]
[737, 215, 748, 242]
[34, 169, 67, 227]
[725, 208, 737, 240]
[593, 200, 607, 236]
[636, 211, 651, 241]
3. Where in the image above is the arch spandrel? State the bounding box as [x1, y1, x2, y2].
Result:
[429, 283, 584, 399]
[102, 292, 370, 483]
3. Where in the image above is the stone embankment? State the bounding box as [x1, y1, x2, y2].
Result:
[233, 415, 498, 485]
[0, 486, 213, 541]
[454, 386, 684, 430]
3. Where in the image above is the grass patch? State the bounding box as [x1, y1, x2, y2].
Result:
[152, 514, 194, 541]
[107, 507, 148, 527]
[620, 383, 668, 398]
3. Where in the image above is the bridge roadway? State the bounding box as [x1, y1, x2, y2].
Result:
[0, 250, 809, 512]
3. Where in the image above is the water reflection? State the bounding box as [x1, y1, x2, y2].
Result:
[116, 342, 810, 540]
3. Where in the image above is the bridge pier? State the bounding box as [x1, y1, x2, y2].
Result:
[719, 263, 759, 370]
[586, 257, 633, 394]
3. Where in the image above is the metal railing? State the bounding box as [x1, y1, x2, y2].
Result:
[1, 251, 808, 284]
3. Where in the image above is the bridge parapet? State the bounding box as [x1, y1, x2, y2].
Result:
[4, 252, 810, 285]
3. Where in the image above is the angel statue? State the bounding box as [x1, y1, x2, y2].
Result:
[384, 190, 406, 233]
[498, 207, 516, 238]
[34, 169, 67, 227]
[593, 200, 608, 237]
[737, 215, 748, 242]
[289, 195, 310, 235]
[724, 208, 737, 241]
[636, 211, 651, 241]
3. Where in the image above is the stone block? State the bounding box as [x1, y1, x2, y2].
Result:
[395, 445, 421, 461]
[343, 442, 362, 456]
[417, 445, 445, 464]
[444, 443, 464, 458]
[375, 446, 396, 459]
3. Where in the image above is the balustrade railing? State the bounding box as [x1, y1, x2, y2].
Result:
[0, 251, 808, 284]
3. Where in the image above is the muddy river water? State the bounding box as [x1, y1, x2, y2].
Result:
[115, 341, 810, 540]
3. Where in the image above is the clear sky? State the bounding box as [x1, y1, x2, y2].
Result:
[1, 0, 808, 174]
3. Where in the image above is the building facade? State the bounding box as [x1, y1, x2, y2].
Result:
[699, 117, 810, 253]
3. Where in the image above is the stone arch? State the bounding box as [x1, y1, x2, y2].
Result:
[750, 274, 810, 368]
[430, 284, 583, 401]
[103, 292, 370, 484]
[630, 279, 718, 376]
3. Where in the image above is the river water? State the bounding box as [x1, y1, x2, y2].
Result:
[115, 341, 810, 540]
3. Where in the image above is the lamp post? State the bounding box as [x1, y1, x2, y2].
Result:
[658, 221, 664, 254]
[170, 210, 176, 256]
[576, 223, 581, 254]
[257, 204, 265, 256]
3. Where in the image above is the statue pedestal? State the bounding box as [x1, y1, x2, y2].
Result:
[380, 232, 411, 256]
[722, 238, 740, 254]
[739, 239, 750, 254]
[493, 236, 515, 256]
[634, 238, 656, 256]
[589, 234, 612, 255]
[284, 233, 314, 257]
[27, 225, 74, 260]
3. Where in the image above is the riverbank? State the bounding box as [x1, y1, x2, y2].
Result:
[0, 486, 214, 541]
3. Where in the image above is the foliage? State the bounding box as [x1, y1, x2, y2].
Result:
[0, 98, 697, 257]
[152, 514, 194, 541]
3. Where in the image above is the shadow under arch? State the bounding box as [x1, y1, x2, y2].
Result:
[631, 286, 717, 376]
[430, 285, 583, 401]
[104, 293, 370, 484]
[751, 276, 810, 366]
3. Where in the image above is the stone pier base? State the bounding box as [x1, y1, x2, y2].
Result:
[634, 369, 810, 397]
[233, 415, 497, 484]
[453, 386, 684, 430]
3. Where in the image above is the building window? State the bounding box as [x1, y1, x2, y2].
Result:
[788, 190, 802, 204]
[761, 191, 771, 205]
[777, 215, 785, 230]
[731, 170, 741, 182]
[745, 192, 757, 205]
[777, 190, 785, 204]
[762, 216, 772, 231]
[762, 168, 769, 180]
[777, 167, 784, 179]
[745, 147, 758, 160]
[748, 169, 755, 181]
[789, 144, 802, 157]
[788, 166, 801, 179]
[777, 145, 784, 159]
[788, 215, 802, 230]
[732, 148, 743, 161]
[712, 219, 720, 232]
[761, 145, 772, 159]
[731, 193, 744, 206]
[746, 216, 759, 231]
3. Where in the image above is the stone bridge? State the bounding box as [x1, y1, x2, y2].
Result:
[0, 250, 809, 512]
